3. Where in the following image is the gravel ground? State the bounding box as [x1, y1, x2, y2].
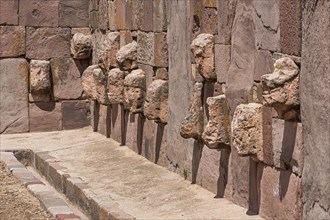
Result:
[0, 160, 55, 220]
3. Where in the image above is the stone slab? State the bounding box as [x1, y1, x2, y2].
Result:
[59, 0, 89, 27]
[62, 100, 91, 130]
[0, 0, 18, 25]
[0, 26, 25, 58]
[201, 7, 218, 35]
[215, 44, 231, 83]
[29, 102, 62, 132]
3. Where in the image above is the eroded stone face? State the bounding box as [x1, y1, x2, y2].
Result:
[81, 65, 108, 104]
[98, 32, 120, 72]
[116, 41, 138, 70]
[202, 95, 231, 149]
[71, 33, 92, 59]
[180, 82, 204, 139]
[261, 57, 300, 121]
[107, 68, 125, 104]
[191, 33, 216, 81]
[232, 103, 263, 161]
[30, 60, 51, 94]
[144, 79, 168, 124]
[124, 69, 146, 113]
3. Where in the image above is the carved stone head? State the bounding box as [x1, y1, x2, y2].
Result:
[71, 33, 92, 59]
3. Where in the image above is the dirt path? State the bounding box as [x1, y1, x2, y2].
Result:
[0, 161, 54, 220]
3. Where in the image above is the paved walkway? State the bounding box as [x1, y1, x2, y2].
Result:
[1, 127, 263, 219]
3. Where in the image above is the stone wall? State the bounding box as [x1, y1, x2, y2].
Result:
[0, 0, 91, 134]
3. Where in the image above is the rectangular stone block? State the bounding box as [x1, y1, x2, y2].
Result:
[0, 58, 29, 134]
[215, 44, 231, 83]
[29, 93, 51, 103]
[120, 31, 133, 47]
[109, 104, 123, 143]
[108, 0, 117, 31]
[153, 0, 167, 32]
[204, 0, 217, 8]
[0, 26, 25, 58]
[59, 0, 89, 27]
[0, 0, 18, 25]
[26, 27, 71, 60]
[217, 0, 236, 44]
[141, 0, 153, 31]
[71, 28, 91, 36]
[29, 102, 62, 132]
[137, 31, 154, 66]
[131, 0, 143, 30]
[19, 0, 59, 27]
[154, 32, 168, 68]
[89, 10, 98, 30]
[97, 104, 111, 138]
[189, 0, 203, 41]
[98, 0, 109, 30]
[280, 0, 302, 56]
[254, 50, 274, 82]
[201, 7, 218, 35]
[62, 100, 91, 130]
[50, 58, 89, 100]
[115, 0, 132, 30]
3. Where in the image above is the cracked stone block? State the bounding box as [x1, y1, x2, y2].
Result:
[153, 0, 167, 32]
[154, 32, 168, 68]
[81, 65, 108, 105]
[98, 0, 108, 30]
[201, 7, 218, 35]
[137, 31, 154, 66]
[0, 26, 25, 58]
[0, 0, 18, 25]
[0, 59, 29, 134]
[59, 0, 89, 27]
[115, 0, 132, 30]
[191, 33, 216, 81]
[30, 60, 51, 95]
[124, 69, 146, 113]
[107, 68, 125, 104]
[108, 0, 116, 31]
[180, 82, 204, 139]
[71, 33, 92, 60]
[202, 95, 231, 149]
[232, 103, 263, 162]
[144, 79, 169, 124]
[98, 32, 120, 72]
[261, 57, 300, 121]
[116, 41, 138, 71]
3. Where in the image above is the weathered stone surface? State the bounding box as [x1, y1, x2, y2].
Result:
[120, 31, 133, 47]
[0, 26, 25, 58]
[154, 32, 168, 68]
[116, 41, 138, 71]
[30, 60, 51, 95]
[191, 63, 204, 82]
[261, 57, 300, 121]
[215, 44, 230, 83]
[204, 0, 217, 8]
[254, 50, 273, 82]
[59, 0, 89, 27]
[202, 95, 230, 149]
[155, 68, 168, 80]
[0, 0, 18, 25]
[81, 65, 108, 104]
[180, 82, 204, 139]
[0, 59, 29, 134]
[50, 58, 89, 100]
[71, 28, 91, 36]
[19, 0, 59, 27]
[124, 69, 146, 113]
[29, 93, 50, 103]
[201, 8, 218, 35]
[137, 31, 154, 66]
[248, 82, 263, 104]
[98, 0, 108, 30]
[115, 0, 132, 30]
[280, 0, 302, 56]
[191, 33, 216, 81]
[301, 1, 330, 219]
[138, 63, 154, 87]
[71, 33, 92, 59]
[91, 30, 106, 65]
[107, 68, 125, 104]
[29, 102, 62, 132]
[26, 27, 71, 60]
[153, 0, 167, 32]
[98, 32, 120, 72]
[144, 79, 169, 124]
[217, 0, 237, 44]
[232, 103, 263, 161]
[131, 0, 143, 30]
[141, 0, 153, 31]
[189, 0, 203, 41]
[89, 10, 98, 30]
[254, 0, 280, 52]
[108, 0, 116, 31]
[62, 100, 90, 130]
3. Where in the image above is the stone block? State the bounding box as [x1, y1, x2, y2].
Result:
[30, 60, 51, 95]
[191, 63, 204, 82]
[201, 8, 218, 35]
[261, 57, 300, 121]
[232, 103, 263, 161]
[59, 0, 89, 27]
[116, 41, 138, 71]
[137, 31, 154, 66]
[115, 0, 132, 30]
[131, 0, 143, 30]
[124, 69, 146, 113]
[62, 100, 90, 130]
[153, 0, 167, 32]
[89, 10, 98, 30]
[0, 59, 29, 134]
[50, 58, 89, 100]
[107, 68, 125, 104]
[97, 104, 111, 137]
[141, 0, 153, 31]
[108, 0, 116, 31]
[71, 28, 91, 36]
[191, 33, 216, 81]
[138, 63, 154, 87]
[120, 31, 133, 47]
[280, 0, 302, 56]
[0, 0, 18, 25]
[254, 50, 273, 82]
[254, 0, 280, 52]
[217, 0, 237, 44]
[202, 95, 230, 149]
[71, 33, 92, 60]
[154, 32, 168, 68]
[91, 30, 106, 65]
[189, 0, 203, 41]
[29, 93, 51, 103]
[144, 79, 168, 124]
[215, 44, 231, 83]
[26, 27, 71, 60]
[98, 32, 120, 72]
[155, 68, 168, 80]
[0, 26, 25, 58]
[109, 104, 123, 143]
[180, 82, 204, 139]
[204, 0, 217, 8]
[29, 102, 62, 132]
[19, 0, 59, 27]
[98, 0, 108, 30]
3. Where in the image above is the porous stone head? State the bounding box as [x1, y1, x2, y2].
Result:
[191, 33, 216, 81]
[116, 41, 138, 71]
[107, 68, 125, 104]
[71, 33, 92, 59]
[124, 69, 146, 113]
[30, 60, 51, 94]
[98, 32, 120, 72]
[261, 57, 300, 121]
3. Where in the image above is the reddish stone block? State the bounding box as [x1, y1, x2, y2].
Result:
[141, 0, 153, 31]
[254, 50, 274, 82]
[0, 0, 18, 25]
[154, 32, 168, 68]
[153, 0, 167, 32]
[201, 7, 218, 35]
[62, 100, 91, 130]
[115, 0, 132, 30]
[89, 10, 98, 30]
[131, 0, 143, 30]
[120, 31, 133, 47]
[29, 102, 62, 132]
[203, 0, 217, 8]
[137, 31, 154, 66]
[108, 0, 117, 31]
[215, 44, 231, 83]
[217, 0, 237, 44]
[189, 0, 203, 41]
[98, 0, 108, 30]
[19, 0, 59, 27]
[0, 26, 25, 58]
[59, 0, 89, 27]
